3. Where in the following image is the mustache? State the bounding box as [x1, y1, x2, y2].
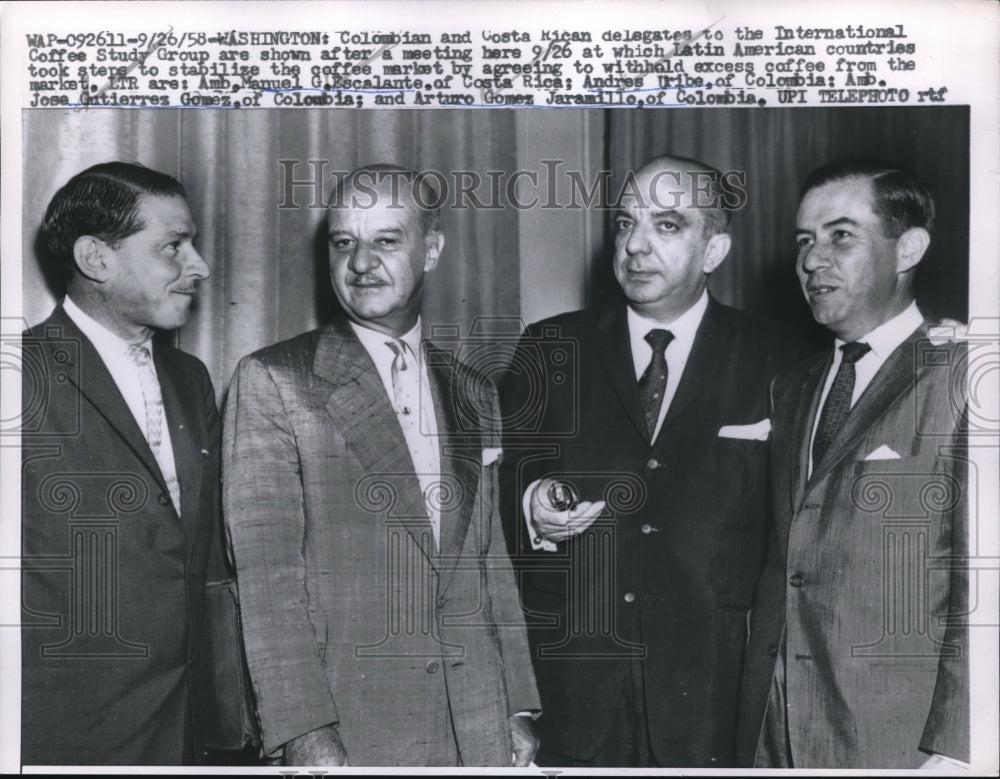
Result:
[350, 273, 390, 285]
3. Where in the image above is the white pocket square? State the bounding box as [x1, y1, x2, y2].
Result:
[718, 419, 771, 441]
[864, 444, 901, 461]
[482, 447, 503, 466]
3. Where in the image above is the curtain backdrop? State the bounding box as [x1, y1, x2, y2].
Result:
[606, 106, 969, 340]
[22, 106, 968, 398]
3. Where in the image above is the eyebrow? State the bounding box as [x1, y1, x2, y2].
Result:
[651, 209, 689, 226]
[613, 208, 690, 225]
[165, 227, 197, 240]
[328, 227, 406, 237]
[796, 216, 860, 234]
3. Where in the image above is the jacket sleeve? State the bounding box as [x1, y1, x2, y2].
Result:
[222, 355, 339, 756]
[497, 326, 553, 560]
[482, 379, 541, 716]
[918, 396, 970, 763]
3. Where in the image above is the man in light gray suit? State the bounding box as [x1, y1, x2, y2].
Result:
[737, 158, 969, 768]
[223, 164, 540, 767]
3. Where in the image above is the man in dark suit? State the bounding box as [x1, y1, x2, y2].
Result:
[223, 165, 540, 767]
[21, 162, 223, 764]
[499, 155, 806, 767]
[737, 158, 969, 768]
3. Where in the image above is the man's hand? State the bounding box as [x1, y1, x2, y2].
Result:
[528, 481, 605, 543]
[509, 714, 540, 766]
[283, 724, 349, 766]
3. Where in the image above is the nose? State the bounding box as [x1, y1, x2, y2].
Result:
[624, 222, 651, 256]
[799, 240, 829, 273]
[348, 242, 379, 274]
[186, 246, 210, 280]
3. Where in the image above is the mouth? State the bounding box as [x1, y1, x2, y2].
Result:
[171, 287, 198, 297]
[806, 283, 838, 299]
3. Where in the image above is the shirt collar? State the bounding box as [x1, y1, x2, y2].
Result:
[834, 300, 923, 359]
[626, 289, 709, 347]
[349, 317, 423, 359]
[63, 295, 152, 356]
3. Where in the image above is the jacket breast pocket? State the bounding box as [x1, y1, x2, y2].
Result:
[695, 437, 768, 501]
[711, 569, 758, 610]
[851, 455, 959, 521]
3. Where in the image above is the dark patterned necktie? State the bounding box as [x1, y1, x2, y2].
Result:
[638, 329, 674, 441]
[812, 341, 872, 467]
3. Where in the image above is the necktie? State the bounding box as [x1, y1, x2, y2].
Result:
[811, 341, 872, 467]
[386, 339, 440, 547]
[637, 329, 674, 441]
[385, 338, 417, 418]
[127, 343, 181, 514]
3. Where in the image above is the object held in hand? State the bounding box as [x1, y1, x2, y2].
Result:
[543, 479, 580, 512]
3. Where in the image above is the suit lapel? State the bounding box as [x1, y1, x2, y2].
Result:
[424, 344, 482, 591]
[807, 328, 923, 489]
[313, 318, 437, 569]
[657, 298, 727, 438]
[788, 353, 830, 511]
[593, 306, 646, 439]
[155, 348, 203, 537]
[46, 307, 169, 494]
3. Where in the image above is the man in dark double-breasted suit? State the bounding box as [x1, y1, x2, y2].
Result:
[223, 165, 540, 767]
[21, 162, 225, 765]
[499, 155, 807, 767]
[737, 158, 970, 769]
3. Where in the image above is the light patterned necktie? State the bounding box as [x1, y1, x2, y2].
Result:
[385, 338, 417, 418]
[385, 338, 440, 546]
[126, 343, 181, 514]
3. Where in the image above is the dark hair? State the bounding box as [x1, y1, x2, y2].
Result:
[38, 161, 187, 289]
[634, 154, 734, 236]
[800, 157, 935, 238]
[329, 163, 442, 234]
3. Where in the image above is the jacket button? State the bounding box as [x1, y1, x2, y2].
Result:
[623, 592, 636, 603]
[646, 458, 659, 470]
[437, 596, 446, 609]
[640, 523, 653, 534]
[768, 643, 779, 657]
[425, 661, 439, 674]
[789, 573, 804, 588]
[157, 493, 171, 507]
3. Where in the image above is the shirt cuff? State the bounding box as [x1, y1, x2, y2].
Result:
[513, 710, 541, 719]
[522, 479, 557, 552]
[929, 753, 971, 770]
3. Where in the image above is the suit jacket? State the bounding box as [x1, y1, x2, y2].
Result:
[736, 323, 969, 767]
[21, 305, 223, 765]
[222, 315, 540, 767]
[498, 297, 807, 766]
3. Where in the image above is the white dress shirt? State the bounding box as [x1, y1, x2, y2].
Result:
[525, 291, 710, 551]
[62, 296, 181, 511]
[350, 318, 443, 547]
[627, 289, 709, 441]
[808, 300, 924, 475]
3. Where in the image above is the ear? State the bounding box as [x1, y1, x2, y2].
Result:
[702, 232, 732, 274]
[72, 236, 112, 283]
[422, 230, 444, 273]
[895, 227, 930, 273]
